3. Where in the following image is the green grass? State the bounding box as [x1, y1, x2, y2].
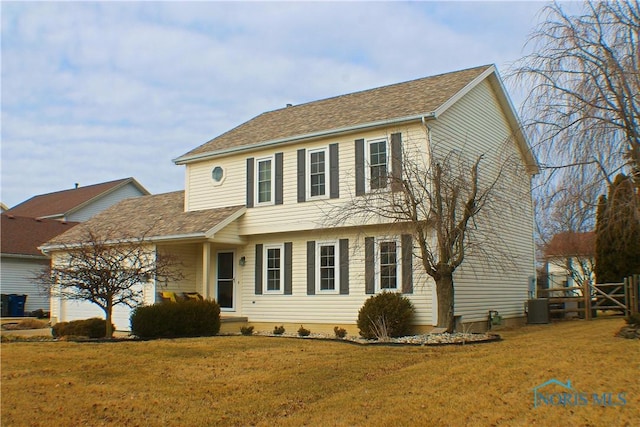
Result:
[2, 318, 638, 426]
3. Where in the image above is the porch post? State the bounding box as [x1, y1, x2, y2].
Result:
[202, 242, 211, 300]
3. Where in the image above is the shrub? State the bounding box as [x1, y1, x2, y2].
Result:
[130, 299, 221, 339]
[273, 325, 285, 335]
[52, 318, 114, 339]
[357, 292, 415, 340]
[240, 325, 255, 336]
[334, 326, 347, 339]
[297, 325, 311, 337]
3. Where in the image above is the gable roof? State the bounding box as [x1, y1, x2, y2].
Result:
[5, 177, 150, 219]
[0, 214, 79, 258]
[544, 232, 595, 258]
[175, 65, 529, 164]
[41, 191, 246, 250]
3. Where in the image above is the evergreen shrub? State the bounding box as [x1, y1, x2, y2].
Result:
[357, 292, 415, 339]
[130, 299, 221, 339]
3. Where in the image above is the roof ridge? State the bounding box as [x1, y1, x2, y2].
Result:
[266, 64, 494, 114]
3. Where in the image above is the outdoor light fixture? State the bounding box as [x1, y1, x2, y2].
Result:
[239, 256, 246, 266]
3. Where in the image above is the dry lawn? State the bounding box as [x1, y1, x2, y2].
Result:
[1, 317, 638, 426]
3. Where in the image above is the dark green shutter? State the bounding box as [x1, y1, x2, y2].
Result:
[255, 244, 263, 294]
[297, 149, 306, 202]
[284, 242, 293, 295]
[246, 158, 254, 208]
[355, 139, 365, 196]
[330, 143, 339, 199]
[339, 239, 349, 295]
[365, 237, 375, 294]
[391, 133, 403, 191]
[402, 234, 413, 294]
[275, 152, 283, 205]
[307, 241, 315, 295]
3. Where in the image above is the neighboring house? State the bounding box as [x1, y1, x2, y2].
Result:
[0, 202, 8, 213]
[543, 231, 595, 292]
[1, 215, 79, 313]
[5, 177, 150, 222]
[1, 178, 150, 314]
[44, 65, 538, 332]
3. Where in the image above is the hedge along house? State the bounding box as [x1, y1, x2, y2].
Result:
[43, 65, 538, 333]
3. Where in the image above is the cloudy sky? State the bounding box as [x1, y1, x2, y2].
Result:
[1, 1, 547, 208]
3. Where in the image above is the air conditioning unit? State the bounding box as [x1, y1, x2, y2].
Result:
[527, 298, 550, 324]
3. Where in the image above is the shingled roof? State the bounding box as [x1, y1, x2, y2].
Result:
[6, 177, 149, 219]
[175, 65, 495, 163]
[1, 215, 79, 257]
[544, 232, 595, 258]
[42, 191, 245, 248]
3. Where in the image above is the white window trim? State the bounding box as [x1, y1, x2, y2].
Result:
[365, 137, 390, 193]
[255, 156, 275, 206]
[316, 240, 340, 294]
[263, 243, 284, 294]
[211, 166, 226, 186]
[375, 237, 401, 293]
[306, 147, 330, 200]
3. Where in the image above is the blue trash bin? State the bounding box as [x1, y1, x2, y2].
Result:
[8, 294, 27, 317]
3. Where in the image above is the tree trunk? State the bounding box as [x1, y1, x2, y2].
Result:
[104, 299, 114, 339]
[435, 273, 455, 332]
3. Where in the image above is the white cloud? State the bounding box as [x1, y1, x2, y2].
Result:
[1, 1, 545, 207]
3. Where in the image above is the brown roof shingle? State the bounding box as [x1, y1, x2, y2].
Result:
[177, 65, 492, 160]
[6, 178, 148, 219]
[1, 215, 79, 256]
[544, 232, 595, 258]
[44, 191, 245, 247]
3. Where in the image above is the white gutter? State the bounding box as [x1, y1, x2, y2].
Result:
[174, 113, 437, 165]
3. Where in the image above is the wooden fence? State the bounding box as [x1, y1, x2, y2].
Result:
[537, 274, 639, 320]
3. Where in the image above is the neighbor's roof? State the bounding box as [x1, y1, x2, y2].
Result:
[6, 177, 150, 219]
[42, 191, 245, 249]
[0, 214, 79, 257]
[544, 232, 595, 258]
[176, 64, 512, 163]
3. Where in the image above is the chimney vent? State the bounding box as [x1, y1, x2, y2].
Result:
[74, 183, 79, 189]
[286, 103, 293, 108]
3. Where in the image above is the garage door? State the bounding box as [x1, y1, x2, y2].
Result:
[59, 300, 136, 332]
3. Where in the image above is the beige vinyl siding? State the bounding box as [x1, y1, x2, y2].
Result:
[429, 79, 535, 322]
[186, 125, 428, 235]
[156, 243, 201, 298]
[238, 227, 434, 327]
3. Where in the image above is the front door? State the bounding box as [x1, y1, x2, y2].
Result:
[217, 252, 234, 310]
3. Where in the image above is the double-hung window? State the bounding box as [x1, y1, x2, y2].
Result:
[308, 148, 327, 198]
[368, 139, 388, 191]
[317, 241, 339, 292]
[378, 239, 399, 291]
[256, 157, 274, 204]
[265, 244, 283, 292]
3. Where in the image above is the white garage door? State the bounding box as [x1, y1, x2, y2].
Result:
[59, 300, 137, 332]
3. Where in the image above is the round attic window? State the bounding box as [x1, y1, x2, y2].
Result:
[211, 166, 224, 185]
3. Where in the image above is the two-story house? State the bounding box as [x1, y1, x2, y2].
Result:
[44, 65, 538, 332]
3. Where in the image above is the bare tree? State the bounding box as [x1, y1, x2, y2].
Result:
[331, 141, 514, 332]
[513, 0, 639, 187]
[38, 227, 183, 338]
[512, 1, 639, 269]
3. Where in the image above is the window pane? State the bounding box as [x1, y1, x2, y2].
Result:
[258, 160, 272, 203]
[369, 141, 387, 190]
[319, 244, 335, 290]
[380, 241, 397, 289]
[266, 248, 280, 291]
[310, 151, 326, 197]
